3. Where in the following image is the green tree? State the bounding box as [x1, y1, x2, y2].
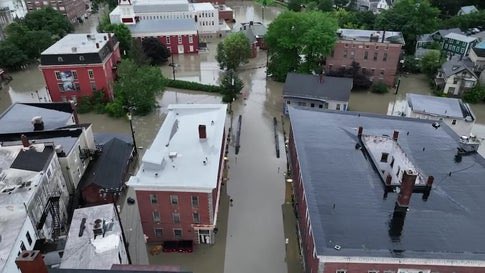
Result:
[441, 10, 485, 30]
[265, 11, 338, 81]
[287, 0, 303, 12]
[334, 0, 356, 10]
[129, 39, 150, 66]
[420, 50, 442, 78]
[215, 32, 251, 71]
[220, 70, 244, 103]
[317, 0, 333, 12]
[100, 23, 132, 55]
[0, 41, 28, 71]
[463, 84, 485, 103]
[142, 37, 171, 65]
[256, 0, 274, 21]
[23, 7, 73, 38]
[375, 0, 440, 53]
[106, 59, 165, 116]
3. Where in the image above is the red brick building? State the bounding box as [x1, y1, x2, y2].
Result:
[128, 19, 199, 54]
[39, 33, 121, 102]
[24, 1, 86, 23]
[325, 29, 405, 86]
[128, 104, 227, 246]
[288, 107, 485, 273]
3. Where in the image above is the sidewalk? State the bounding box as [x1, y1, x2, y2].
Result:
[283, 181, 303, 273]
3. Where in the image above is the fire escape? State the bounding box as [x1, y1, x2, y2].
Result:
[37, 195, 62, 240]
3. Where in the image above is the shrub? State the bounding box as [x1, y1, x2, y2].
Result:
[165, 79, 223, 93]
[463, 85, 485, 103]
[371, 81, 389, 94]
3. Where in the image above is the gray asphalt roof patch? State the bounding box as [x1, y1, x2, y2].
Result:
[407, 93, 474, 120]
[283, 73, 352, 102]
[289, 107, 485, 260]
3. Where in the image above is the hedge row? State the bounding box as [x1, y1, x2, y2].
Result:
[165, 79, 223, 93]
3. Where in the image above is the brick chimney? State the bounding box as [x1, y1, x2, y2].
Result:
[392, 130, 399, 141]
[15, 250, 48, 273]
[32, 116, 44, 131]
[70, 101, 80, 125]
[396, 170, 417, 208]
[389, 170, 417, 240]
[198, 125, 207, 139]
[423, 175, 434, 201]
[357, 126, 363, 137]
[21, 134, 30, 148]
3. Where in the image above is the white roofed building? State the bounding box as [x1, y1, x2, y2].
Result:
[128, 104, 227, 246]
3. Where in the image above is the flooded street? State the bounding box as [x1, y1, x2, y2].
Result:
[1, 1, 485, 271]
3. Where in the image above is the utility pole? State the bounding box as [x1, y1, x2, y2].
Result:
[126, 106, 138, 156]
[169, 54, 176, 80]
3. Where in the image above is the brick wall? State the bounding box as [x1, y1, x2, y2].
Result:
[323, 262, 485, 273]
[157, 34, 199, 54]
[137, 190, 211, 243]
[325, 40, 402, 86]
[289, 128, 319, 273]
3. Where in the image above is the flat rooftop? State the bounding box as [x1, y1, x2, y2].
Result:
[445, 32, 477, 43]
[0, 144, 51, 207]
[337, 28, 405, 44]
[191, 2, 215, 11]
[407, 93, 474, 120]
[42, 33, 113, 55]
[0, 205, 29, 272]
[128, 104, 227, 192]
[0, 103, 74, 134]
[134, 0, 189, 13]
[289, 107, 485, 261]
[60, 204, 126, 269]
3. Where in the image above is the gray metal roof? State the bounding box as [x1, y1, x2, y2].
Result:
[0, 103, 74, 133]
[459, 5, 478, 15]
[440, 55, 477, 79]
[289, 107, 485, 259]
[283, 73, 353, 102]
[337, 28, 405, 44]
[407, 93, 474, 120]
[128, 19, 197, 35]
[133, 0, 189, 13]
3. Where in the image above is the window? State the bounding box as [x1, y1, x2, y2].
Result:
[453, 78, 458, 84]
[452, 119, 457, 125]
[26, 232, 32, 245]
[336, 270, 347, 273]
[373, 52, 378, 61]
[383, 52, 388, 61]
[154, 228, 163, 238]
[20, 241, 26, 251]
[193, 212, 200, 223]
[150, 194, 158, 204]
[174, 229, 182, 239]
[166, 36, 170, 44]
[336, 104, 341, 110]
[364, 51, 368, 60]
[318, 104, 323, 109]
[58, 57, 64, 62]
[178, 35, 182, 44]
[191, 195, 199, 207]
[79, 55, 85, 61]
[381, 152, 389, 162]
[152, 211, 160, 222]
[350, 50, 355, 58]
[343, 50, 347, 58]
[344, 43, 348, 48]
[310, 103, 315, 108]
[88, 69, 94, 79]
[380, 70, 385, 76]
[189, 35, 193, 43]
[90, 82, 97, 91]
[287, 100, 291, 105]
[55, 71, 61, 80]
[170, 195, 178, 205]
[371, 68, 375, 75]
[172, 213, 180, 224]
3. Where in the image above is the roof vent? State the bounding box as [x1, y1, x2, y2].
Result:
[334, 245, 341, 250]
[169, 152, 178, 159]
[71, 47, 77, 53]
[93, 219, 104, 237]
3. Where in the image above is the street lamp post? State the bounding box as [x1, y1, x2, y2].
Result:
[126, 107, 138, 156]
[168, 54, 177, 80]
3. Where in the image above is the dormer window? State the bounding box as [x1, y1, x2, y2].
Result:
[57, 57, 63, 62]
[380, 152, 389, 162]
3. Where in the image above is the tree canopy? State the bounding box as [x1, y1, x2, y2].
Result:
[99, 22, 133, 55]
[0, 41, 28, 71]
[106, 59, 165, 116]
[265, 11, 338, 81]
[375, 0, 440, 53]
[430, 0, 485, 18]
[23, 7, 73, 38]
[142, 37, 171, 65]
[441, 10, 485, 30]
[216, 32, 251, 71]
[420, 50, 442, 78]
[220, 70, 244, 103]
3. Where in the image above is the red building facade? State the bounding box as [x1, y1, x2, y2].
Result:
[128, 104, 227, 246]
[325, 29, 404, 86]
[40, 33, 121, 102]
[158, 34, 199, 55]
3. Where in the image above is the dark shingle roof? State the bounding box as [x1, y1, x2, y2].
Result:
[407, 93, 474, 120]
[0, 103, 73, 133]
[81, 137, 133, 189]
[283, 73, 353, 102]
[440, 55, 477, 79]
[289, 107, 485, 259]
[10, 146, 53, 172]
